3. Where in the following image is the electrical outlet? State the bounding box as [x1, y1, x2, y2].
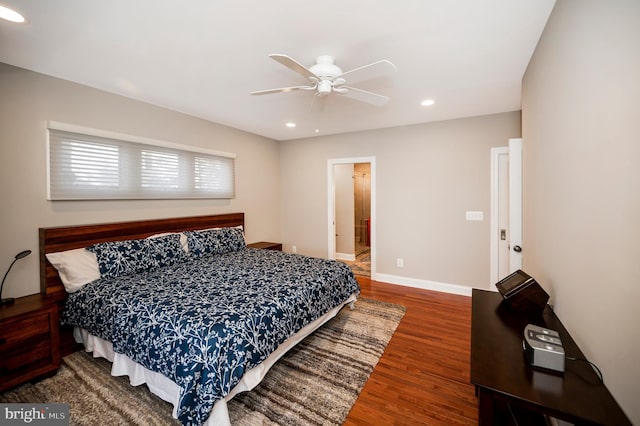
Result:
[291, 245, 297, 253]
[397, 258, 404, 268]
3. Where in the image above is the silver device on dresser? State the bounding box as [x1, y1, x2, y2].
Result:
[523, 324, 565, 373]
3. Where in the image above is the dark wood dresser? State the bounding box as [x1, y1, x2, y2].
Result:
[470, 289, 631, 425]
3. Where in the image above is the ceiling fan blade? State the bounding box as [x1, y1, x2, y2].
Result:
[250, 85, 316, 95]
[269, 54, 318, 80]
[337, 59, 396, 84]
[338, 86, 390, 106]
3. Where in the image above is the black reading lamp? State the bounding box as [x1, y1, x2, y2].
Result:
[1, 249, 31, 306]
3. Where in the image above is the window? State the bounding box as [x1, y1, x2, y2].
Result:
[47, 126, 235, 200]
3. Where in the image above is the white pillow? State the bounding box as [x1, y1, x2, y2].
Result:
[46, 248, 101, 293]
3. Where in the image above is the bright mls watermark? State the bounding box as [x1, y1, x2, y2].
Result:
[1, 404, 69, 425]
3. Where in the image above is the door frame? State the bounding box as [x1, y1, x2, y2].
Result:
[327, 156, 376, 278]
[508, 138, 523, 275]
[489, 138, 522, 288]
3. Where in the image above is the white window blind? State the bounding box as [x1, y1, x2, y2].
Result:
[48, 128, 235, 200]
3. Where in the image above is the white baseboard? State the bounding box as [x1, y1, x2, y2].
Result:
[336, 252, 356, 261]
[372, 273, 473, 297]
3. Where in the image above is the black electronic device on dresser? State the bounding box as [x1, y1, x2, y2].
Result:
[0, 293, 61, 392]
[495, 269, 549, 314]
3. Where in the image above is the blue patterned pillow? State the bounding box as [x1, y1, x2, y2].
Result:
[184, 229, 219, 256]
[88, 238, 151, 279]
[219, 227, 246, 253]
[146, 233, 188, 269]
[185, 227, 246, 257]
[88, 234, 187, 279]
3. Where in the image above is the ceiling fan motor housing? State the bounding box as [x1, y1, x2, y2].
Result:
[310, 55, 343, 79]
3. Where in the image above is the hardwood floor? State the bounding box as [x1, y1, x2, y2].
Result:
[344, 276, 478, 425]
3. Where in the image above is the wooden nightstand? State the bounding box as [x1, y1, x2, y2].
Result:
[247, 241, 283, 251]
[0, 294, 61, 392]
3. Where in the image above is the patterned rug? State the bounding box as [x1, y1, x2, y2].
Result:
[0, 298, 405, 426]
[344, 249, 371, 277]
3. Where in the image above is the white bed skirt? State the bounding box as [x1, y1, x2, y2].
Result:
[74, 293, 357, 426]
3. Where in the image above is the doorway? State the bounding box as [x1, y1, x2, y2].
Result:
[327, 157, 376, 278]
[353, 163, 371, 256]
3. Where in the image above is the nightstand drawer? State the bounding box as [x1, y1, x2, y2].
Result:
[0, 335, 52, 376]
[0, 311, 51, 346]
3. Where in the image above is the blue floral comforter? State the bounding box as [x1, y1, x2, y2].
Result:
[62, 248, 360, 425]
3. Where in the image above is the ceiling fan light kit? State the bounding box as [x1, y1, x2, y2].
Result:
[251, 54, 395, 106]
[317, 79, 332, 96]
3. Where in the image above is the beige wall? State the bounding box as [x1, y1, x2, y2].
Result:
[522, 0, 640, 422]
[280, 111, 521, 289]
[0, 63, 281, 298]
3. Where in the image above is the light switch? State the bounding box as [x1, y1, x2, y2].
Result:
[466, 211, 483, 221]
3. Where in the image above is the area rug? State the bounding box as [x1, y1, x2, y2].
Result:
[343, 249, 371, 277]
[0, 298, 405, 426]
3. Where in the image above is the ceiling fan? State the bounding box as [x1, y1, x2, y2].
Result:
[251, 54, 396, 106]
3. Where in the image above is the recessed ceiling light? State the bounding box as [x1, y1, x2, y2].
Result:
[315, 129, 319, 133]
[0, 5, 26, 23]
[285, 122, 296, 128]
[420, 99, 435, 107]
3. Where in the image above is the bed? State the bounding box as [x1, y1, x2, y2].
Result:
[39, 213, 360, 426]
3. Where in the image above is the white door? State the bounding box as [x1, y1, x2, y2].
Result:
[490, 139, 522, 287]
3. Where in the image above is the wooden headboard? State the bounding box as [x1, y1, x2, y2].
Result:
[39, 213, 245, 296]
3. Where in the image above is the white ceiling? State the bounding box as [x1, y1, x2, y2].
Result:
[0, 0, 555, 141]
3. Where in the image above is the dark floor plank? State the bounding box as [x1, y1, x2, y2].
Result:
[344, 277, 478, 425]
